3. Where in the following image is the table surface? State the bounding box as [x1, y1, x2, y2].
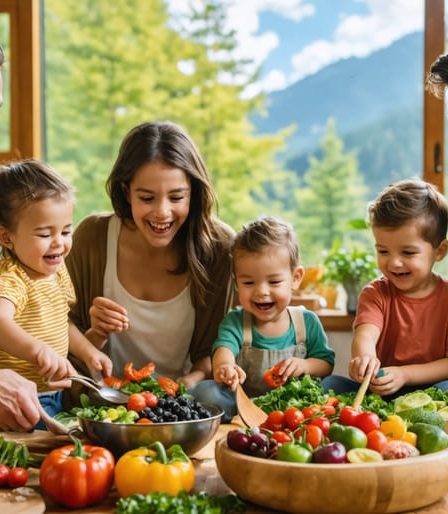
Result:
[2, 423, 448, 514]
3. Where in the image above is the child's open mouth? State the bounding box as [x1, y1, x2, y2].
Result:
[44, 253, 62, 263]
[254, 302, 275, 311]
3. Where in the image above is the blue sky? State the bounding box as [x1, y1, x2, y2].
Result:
[168, 0, 424, 96]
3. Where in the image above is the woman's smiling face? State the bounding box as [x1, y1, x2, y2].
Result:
[128, 160, 191, 249]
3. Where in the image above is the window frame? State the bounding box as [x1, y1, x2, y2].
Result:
[0, 0, 42, 160]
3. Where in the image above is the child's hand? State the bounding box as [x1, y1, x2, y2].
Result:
[272, 358, 307, 382]
[89, 297, 129, 337]
[349, 355, 380, 383]
[214, 364, 246, 391]
[369, 367, 404, 396]
[34, 346, 76, 382]
[82, 347, 113, 377]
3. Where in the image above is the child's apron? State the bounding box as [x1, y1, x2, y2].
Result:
[236, 306, 307, 397]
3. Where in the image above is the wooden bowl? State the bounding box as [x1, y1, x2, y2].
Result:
[215, 437, 448, 514]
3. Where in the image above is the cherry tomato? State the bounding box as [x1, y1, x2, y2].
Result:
[158, 377, 179, 396]
[302, 405, 321, 420]
[354, 412, 381, 434]
[366, 429, 388, 452]
[8, 467, 28, 488]
[127, 393, 147, 412]
[142, 391, 158, 408]
[295, 424, 324, 448]
[271, 431, 292, 444]
[325, 396, 340, 407]
[0, 465, 9, 486]
[309, 416, 330, 436]
[136, 418, 153, 424]
[284, 407, 304, 431]
[264, 410, 285, 432]
[338, 406, 360, 426]
[321, 404, 336, 417]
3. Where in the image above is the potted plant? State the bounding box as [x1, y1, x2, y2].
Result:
[322, 243, 379, 314]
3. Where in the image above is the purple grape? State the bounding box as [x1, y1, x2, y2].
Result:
[313, 442, 347, 464]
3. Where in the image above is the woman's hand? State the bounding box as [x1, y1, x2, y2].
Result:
[89, 297, 129, 337]
[0, 370, 41, 431]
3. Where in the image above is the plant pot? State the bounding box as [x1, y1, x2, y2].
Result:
[343, 280, 361, 315]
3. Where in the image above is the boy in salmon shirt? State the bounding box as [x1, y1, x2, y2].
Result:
[322, 179, 448, 398]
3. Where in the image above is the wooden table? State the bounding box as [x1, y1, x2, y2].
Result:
[2, 425, 448, 514]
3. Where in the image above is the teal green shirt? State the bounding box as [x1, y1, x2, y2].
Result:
[212, 306, 335, 365]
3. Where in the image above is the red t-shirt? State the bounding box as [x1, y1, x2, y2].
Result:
[354, 276, 448, 366]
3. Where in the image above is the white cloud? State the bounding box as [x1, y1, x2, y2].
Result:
[290, 0, 423, 82]
[167, 0, 423, 94]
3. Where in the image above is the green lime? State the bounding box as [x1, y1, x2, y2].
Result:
[347, 448, 383, 463]
[394, 392, 433, 413]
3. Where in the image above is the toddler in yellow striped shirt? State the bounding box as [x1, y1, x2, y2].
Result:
[0, 159, 112, 425]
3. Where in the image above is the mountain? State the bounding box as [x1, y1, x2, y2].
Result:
[252, 31, 424, 189]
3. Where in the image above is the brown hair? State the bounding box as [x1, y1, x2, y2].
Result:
[232, 216, 299, 269]
[106, 120, 222, 301]
[368, 179, 448, 247]
[0, 159, 73, 231]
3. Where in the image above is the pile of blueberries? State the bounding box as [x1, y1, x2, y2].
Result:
[138, 395, 212, 423]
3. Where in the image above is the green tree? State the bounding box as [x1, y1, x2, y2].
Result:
[296, 119, 368, 264]
[45, 0, 197, 222]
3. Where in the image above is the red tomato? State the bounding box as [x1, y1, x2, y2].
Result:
[127, 393, 147, 412]
[309, 416, 330, 436]
[271, 431, 292, 444]
[295, 424, 324, 448]
[283, 407, 304, 431]
[338, 406, 360, 426]
[142, 391, 158, 408]
[354, 412, 381, 434]
[302, 405, 321, 420]
[325, 396, 340, 407]
[320, 404, 336, 417]
[8, 467, 28, 488]
[367, 429, 388, 452]
[0, 464, 9, 486]
[264, 410, 286, 431]
[136, 418, 153, 424]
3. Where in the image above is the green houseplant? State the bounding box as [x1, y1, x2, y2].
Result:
[322, 243, 379, 314]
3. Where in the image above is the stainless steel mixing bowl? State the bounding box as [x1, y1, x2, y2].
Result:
[78, 403, 223, 457]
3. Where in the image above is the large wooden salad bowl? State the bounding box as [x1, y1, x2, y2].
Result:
[215, 436, 448, 514]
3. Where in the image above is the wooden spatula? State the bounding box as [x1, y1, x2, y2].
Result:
[235, 384, 267, 427]
[352, 373, 372, 410]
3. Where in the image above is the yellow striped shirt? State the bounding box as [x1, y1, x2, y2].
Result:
[0, 257, 75, 391]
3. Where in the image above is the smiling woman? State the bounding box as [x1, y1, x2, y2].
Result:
[66, 120, 235, 396]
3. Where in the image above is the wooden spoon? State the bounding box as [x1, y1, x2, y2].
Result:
[352, 373, 372, 410]
[235, 384, 267, 427]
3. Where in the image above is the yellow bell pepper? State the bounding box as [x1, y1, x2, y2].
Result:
[115, 441, 195, 498]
